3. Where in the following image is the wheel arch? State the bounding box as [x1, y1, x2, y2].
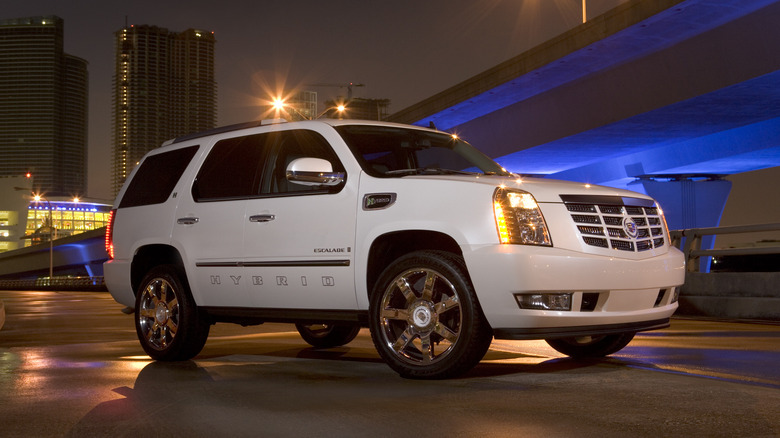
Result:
[365, 230, 464, 300]
[130, 244, 186, 296]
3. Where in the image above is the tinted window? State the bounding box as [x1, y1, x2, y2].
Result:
[192, 133, 273, 201]
[119, 145, 199, 208]
[335, 125, 508, 177]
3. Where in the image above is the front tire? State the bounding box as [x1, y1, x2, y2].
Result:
[295, 323, 361, 348]
[135, 265, 210, 361]
[545, 332, 635, 358]
[369, 251, 493, 379]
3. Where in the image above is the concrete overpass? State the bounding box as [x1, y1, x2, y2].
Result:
[0, 228, 106, 288]
[389, 0, 780, 233]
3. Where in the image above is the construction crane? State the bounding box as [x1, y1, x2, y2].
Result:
[306, 82, 365, 100]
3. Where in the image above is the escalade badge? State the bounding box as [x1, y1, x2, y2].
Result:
[623, 217, 639, 239]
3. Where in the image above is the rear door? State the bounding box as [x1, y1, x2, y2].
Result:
[172, 133, 272, 307]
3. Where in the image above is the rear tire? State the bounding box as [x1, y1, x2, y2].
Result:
[135, 265, 210, 361]
[295, 323, 360, 348]
[545, 332, 635, 358]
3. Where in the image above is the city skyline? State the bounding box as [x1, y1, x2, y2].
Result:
[0, 16, 88, 197]
[2, 0, 627, 200]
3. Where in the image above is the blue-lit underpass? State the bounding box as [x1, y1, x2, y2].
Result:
[391, 0, 780, 234]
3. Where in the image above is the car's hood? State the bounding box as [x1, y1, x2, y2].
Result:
[403, 174, 655, 204]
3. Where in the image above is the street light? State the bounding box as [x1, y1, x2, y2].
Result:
[270, 96, 347, 120]
[32, 194, 56, 281]
[315, 104, 347, 119]
[271, 97, 310, 121]
[12, 186, 56, 281]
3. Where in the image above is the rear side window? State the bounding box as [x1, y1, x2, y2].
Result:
[119, 146, 199, 208]
[192, 133, 273, 201]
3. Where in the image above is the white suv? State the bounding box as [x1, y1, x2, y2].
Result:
[104, 119, 684, 379]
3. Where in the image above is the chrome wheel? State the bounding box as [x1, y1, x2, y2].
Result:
[378, 267, 461, 365]
[138, 277, 180, 351]
[135, 265, 210, 361]
[369, 251, 492, 379]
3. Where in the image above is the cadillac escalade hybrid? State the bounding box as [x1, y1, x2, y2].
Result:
[104, 119, 685, 379]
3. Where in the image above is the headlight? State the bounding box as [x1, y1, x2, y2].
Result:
[493, 187, 552, 246]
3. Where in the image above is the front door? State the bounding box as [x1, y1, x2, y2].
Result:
[241, 128, 358, 310]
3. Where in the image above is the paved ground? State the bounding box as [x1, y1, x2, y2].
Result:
[0, 290, 778, 437]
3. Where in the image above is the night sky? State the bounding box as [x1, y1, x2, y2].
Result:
[4, 0, 628, 200]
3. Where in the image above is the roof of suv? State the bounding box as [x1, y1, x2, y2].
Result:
[165, 119, 440, 146]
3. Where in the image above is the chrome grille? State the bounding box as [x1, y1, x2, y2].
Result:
[566, 200, 666, 252]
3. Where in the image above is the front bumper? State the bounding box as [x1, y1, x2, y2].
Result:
[492, 318, 671, 340]
[463, 244, 685, 337]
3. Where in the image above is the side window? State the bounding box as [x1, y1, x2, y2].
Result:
[265, 130, 345, 195]
[192, 133, 272, 201]
[119, 145, 199, 208]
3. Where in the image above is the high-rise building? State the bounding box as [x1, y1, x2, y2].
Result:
[0, 16, 89, 197]
[344, 98, 390, 121]
[112, 24, 216, 195]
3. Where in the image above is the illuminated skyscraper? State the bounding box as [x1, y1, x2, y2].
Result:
[0, 16, 88, 197]
[112, 24, 216, 195]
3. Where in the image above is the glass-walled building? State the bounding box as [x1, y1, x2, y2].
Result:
[0, 176, 111, 252]
[0, 175, 33, 252]
[24, 199, 112, 246]
[0, 16, 89, 197]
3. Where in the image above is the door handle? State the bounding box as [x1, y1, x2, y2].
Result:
[249, 214, 275, 223]
[177, 217, 199, 225]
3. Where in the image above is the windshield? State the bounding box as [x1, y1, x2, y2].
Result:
[334, 125, 511, 177]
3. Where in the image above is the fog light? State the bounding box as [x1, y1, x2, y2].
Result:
[672, 287, 680, 303]
[515, 293, 572, 311]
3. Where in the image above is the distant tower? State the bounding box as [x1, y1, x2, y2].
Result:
[288, 91, 318, 120]
[0, 16, 88, 196]
[112, 24, 216, 195]
[172, 29, 218, 136]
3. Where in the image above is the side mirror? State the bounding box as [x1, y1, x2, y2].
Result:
[286, 157, 345, 187]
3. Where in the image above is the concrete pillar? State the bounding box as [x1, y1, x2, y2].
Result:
[639, 176, 731, 272]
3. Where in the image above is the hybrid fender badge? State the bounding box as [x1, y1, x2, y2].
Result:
[363, 193, 397, 210]
[623, 217, 639, 239]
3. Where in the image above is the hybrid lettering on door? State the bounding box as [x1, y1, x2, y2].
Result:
[209, 274, 336, 287]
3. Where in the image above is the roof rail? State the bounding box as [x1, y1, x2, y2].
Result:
[166, 119, 289, 145]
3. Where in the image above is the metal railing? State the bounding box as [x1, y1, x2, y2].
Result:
[0, 276, 106, 291]
[670, 223, 780, 272]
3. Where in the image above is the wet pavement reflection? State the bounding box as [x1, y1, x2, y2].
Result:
[1, 291, 778, 437]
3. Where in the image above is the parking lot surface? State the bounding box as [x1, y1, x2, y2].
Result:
[0, 291, 778, 437]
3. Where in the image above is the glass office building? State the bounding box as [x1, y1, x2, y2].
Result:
[0, 16, 88, 197]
